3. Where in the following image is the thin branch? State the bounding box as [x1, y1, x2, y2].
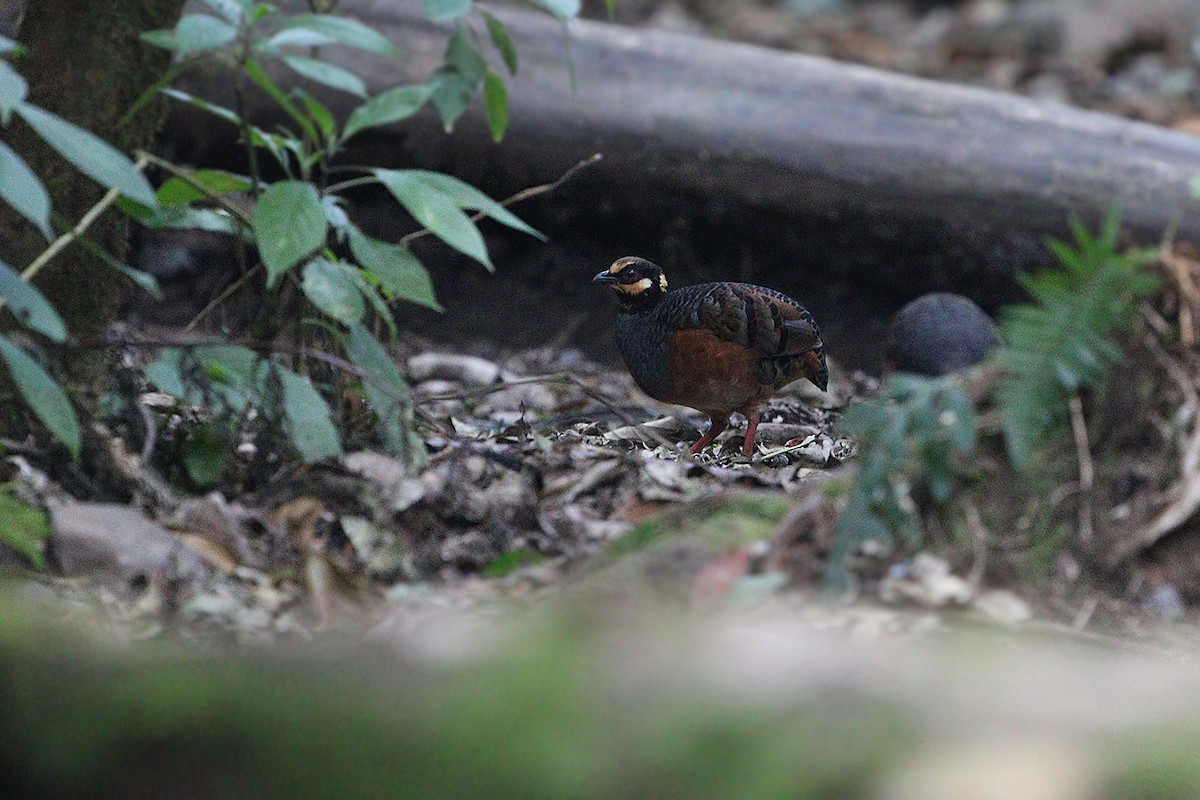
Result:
[184, 266, 261, 333]
[324, 175, 381, 195]
[18, 153, 150, 287]
[135, 150, 255, 227]
[398, 153, 602, 247]
[234, 71, 262, 201]
[324, 163, 380, 176]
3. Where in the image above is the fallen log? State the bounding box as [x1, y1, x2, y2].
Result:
[170, 0, 1200, 304]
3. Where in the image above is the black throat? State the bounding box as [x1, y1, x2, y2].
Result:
[618, 285, 665, 316]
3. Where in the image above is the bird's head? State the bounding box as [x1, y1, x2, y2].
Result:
[592, 256, 669, 313]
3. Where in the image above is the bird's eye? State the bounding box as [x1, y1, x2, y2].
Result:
[618, 268, 642, 284]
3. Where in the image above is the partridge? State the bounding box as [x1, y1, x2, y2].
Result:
[594, 256, 828, 457]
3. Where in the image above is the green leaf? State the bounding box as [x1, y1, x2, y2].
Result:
[201, 0, 249, 24]
[145, 351, 187, 399]
[302, 258, 365, 323]
[0, 141, 52, 240]
[345, 265, 397, 337]
[373, 169, 490, 268]
[422, 0, 472, 22]
[481, 548, 542, 577]
[156, 169, 253, 207]
[262, 28, 337, 50]
[175, 14, 238, 56]
[483, 69, 509, 142]
[197, 345, 262, 412]
[297, 89, 336, 143]
[346, 323, 426, 466]
[444, 28, 487, 83]
[429, 68, 473, 133]
[396, 169, 542, 239]
[0, 335, 80, 457]
[349, 233, 442, 311]
[141, 28, 180, 51]
[279, 14, 400, 56]
[185, 422, 230, 487]
[131, 205, 239, 235]
[0, 59, 27, 121]
[322, 195, 350, 230]
[430, 30, 486, 131]
[276, 365, 342, 462]
[0, 484, 49, 569]
[243, 59, 317, 143]
[15, 103, 156, 207]
[252, 181, 327, 287]
[528, 0, 580, 20]
[282, 55, 367, 98]
[341, 84, 431, 142]
[0, 260, 66, 342]
[483, 12, 518, 75]
[161, 88, 242, 126]
[72, 235, 163, 300]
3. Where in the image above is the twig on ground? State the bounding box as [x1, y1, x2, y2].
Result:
[419, 370, 680, 451]
[963, 500, 990, 587]
[1109, 326, 1200, 564]
[1072, 597, 1098, 632]
[136, 400, 159, 465]
[1160, 245, 1200, 347]
[1068, 395, 1094, 543]
[754, 434, 818, 464]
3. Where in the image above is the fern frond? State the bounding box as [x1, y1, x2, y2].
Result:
[830, 374, 976, 587]
[997, 210, 1158, 468]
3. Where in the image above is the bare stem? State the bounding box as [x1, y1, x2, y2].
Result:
[184, 266, 262, 333]
[324, 175, 381, 195]
[235, 75, 262, 200]
[0, 154, 155, 320]
[135, 150, 255, 226]
[398, 153, 603, 247]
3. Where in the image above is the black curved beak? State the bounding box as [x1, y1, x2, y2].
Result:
[592, 270, 618, 285]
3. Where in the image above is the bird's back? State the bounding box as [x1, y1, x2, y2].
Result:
[617, 281, 827, 405]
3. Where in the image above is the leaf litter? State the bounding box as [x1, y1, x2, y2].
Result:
[0, 338, 871, 642]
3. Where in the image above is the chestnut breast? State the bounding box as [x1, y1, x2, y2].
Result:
[614, 282, 827, 411]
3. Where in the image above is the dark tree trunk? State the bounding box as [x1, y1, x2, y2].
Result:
[0, 0, 185, 372]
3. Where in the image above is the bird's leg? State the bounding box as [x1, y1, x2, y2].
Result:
[741, 408, 761, 457]
[689, 414, 728, 455]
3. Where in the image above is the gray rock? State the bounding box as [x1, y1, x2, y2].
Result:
[883, 293, 999, 377]
[48, 502, 208, 590]
[407, 353, 501, 386]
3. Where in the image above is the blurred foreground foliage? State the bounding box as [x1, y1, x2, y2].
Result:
[0, 606, 903, 799]
[2, 597, 1200, 799]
